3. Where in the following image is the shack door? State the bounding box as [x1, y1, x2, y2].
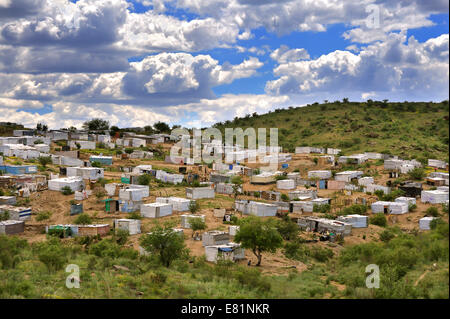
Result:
[319, 180, 326, 189]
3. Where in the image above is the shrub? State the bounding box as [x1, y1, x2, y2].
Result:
[137, 174, 151, 185]
[370, 213, 387, 227]
[379, 229, 396, 242]
[114, 229, 129, 246]
[408, 168, 426, 181]
[140, 225, 187, 267]
[34, 239, 67, 272]
[338, 204, 367, 216]
[36, 211, 52, 221]
[189, 200, 200, 214]
[314, 204, 331, 214]
[281, 193, 289, 202]
[234, 267, 271, 292]
[128, 212, 142, 220]
[408, 204, 417, 212]
[91, 161, 102, 168]
[190, 218, 207, 235]
[425, 207, 439, 217]
[60, 186, 74, 195]
[74, 213, 92, 225]
[38, 156, 52, 168]
[276, 217, 299, 241]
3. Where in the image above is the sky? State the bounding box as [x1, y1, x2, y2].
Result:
[0, 0, 448, 129]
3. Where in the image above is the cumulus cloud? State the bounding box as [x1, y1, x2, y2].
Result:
[265, 33, 449, 100]
[270, 45, 310, 63]
[0, 52, 263, 107]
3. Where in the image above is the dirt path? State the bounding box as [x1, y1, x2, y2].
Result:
[414, 270, 429, 286]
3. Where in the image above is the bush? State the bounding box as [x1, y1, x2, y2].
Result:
[74, 214, 92, 225]
[36, 211, 52, 221]
[114, 229, 129, 246]
[408, 204, 417, 212]
[425, 207, 439, 217]
[314, 204, 331, 214]
[139, 225, 187, 267]
[338, 204, 367, 216]
[91, 161, 102, 168]
[0, 235, 28, 269]
[189, 200, 200, 214]
[379, 228, 396, 242]
[276, 217, 299, 241]
[137, 174, 151, 185]
[38, 156, 52, 168]
[370, 213, 387, 227]
[34, 239, 67, 272]
[190, 218, 207, 235]
[128, 212, 142, 220]
[281, 193, 289, 202]
[60, 186, 74, 195]
[234, 268, 271, 292]
[408, 168, 426, 181]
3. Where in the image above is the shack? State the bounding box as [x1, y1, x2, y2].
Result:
[204, 243, 245, 263]
[335, 171, 363, 183]
[250, 172, 276, 184]
[202, 230, 230, 246]
[0, 196, 16, 205]
[155, 197, 191, 212]
[181, 214, 206, 228]
[395, 197, 416, 206]
[0, 205, 32, 221]
[114, 219, 141, 235]
[140, 203, 173, 218]
[371, 201, 409, 214]
[421, 190, 449, 204]
[0, 220, 25, 235]
[398, 182, 423, 197]
[48, 176, 84, 192]
[186, 187, 215, 199]
[228, 225, 240, 236]
[337, 214, 368, 228]
[89, 155, 113, 165]
[276, 179, 296, 190]
[298, 217, 352, 236]
[419, 217, 438, 230]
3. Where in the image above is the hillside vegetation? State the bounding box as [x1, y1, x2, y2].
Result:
[212, 100, 449, 162]
[0, 220, 447, 299]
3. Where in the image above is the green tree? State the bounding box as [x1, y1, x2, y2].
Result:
[153, 121, 171, 133]
[231, 175, 243, 199]
[189, 217, 206, 237]
[234, 217, 283, 266]
[140, 225, 187, 267]
[276, 216, 299, 241]
[38, 156, 52, 168]
[82, 118, 110, 131]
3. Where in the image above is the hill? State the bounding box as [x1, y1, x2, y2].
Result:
[212, 100, 449, 162]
